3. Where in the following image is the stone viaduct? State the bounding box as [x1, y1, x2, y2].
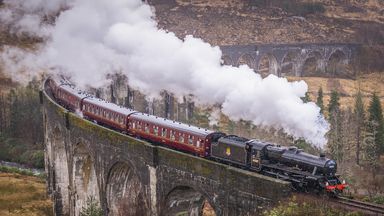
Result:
[220, 43, 360, 78]
[42, 82, 290, 216]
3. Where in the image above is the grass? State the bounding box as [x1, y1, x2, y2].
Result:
[287, 72, 384, 111]
[0, 166, 45, 179]
[0, 172, 52, 216]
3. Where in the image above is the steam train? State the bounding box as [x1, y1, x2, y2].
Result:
[46, 78, 347, 194]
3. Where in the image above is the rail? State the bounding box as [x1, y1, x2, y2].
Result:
[336, 196, 384, 215]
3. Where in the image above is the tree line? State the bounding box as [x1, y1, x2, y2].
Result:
[0, 78, 44, 168]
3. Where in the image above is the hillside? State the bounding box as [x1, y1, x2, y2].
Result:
[151, 0, 384, 45]
[288, 73, 384, 110]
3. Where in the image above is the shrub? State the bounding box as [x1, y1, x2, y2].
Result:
[31, 150, 45, 168]
[263, 196, 362, 216]
[80, 196, 103, 216]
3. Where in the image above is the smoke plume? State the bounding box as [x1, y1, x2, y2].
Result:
[0, 0, 329, 147]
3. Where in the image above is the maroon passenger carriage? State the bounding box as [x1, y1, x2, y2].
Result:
[51, 80, 89, 111]
[127, 113, 222, 157]
[82, 97, 137, 132]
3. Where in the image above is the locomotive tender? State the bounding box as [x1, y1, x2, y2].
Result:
[46, 78, 347, 194]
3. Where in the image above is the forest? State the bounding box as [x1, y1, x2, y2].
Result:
[0, 78, 44, 168]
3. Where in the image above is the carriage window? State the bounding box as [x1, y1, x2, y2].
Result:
[188, 135, 194, 145]
[132, 121, 136, 129]
[197, 139, 201, 148]
[179, 133, 184, 143]
[153, 126, 158, 135]
[137, 121, 141, 130]
[145, 123, 149, 133]
[170, 130, 175, 140]
[161, 128, 167, 137]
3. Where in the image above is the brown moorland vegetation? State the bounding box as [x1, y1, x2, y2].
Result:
[0, 173, 52, 216]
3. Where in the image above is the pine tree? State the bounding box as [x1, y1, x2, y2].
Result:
[316, 87, 324, 114]
[327, 90, 343, 163]
[364, 120, 379, 169]
[80, 196, 103, 216]
[354, 89, 365, 164]
[367, 93, 384, 155]
[328, 90, 340, 119]
[301, 92, 311, 103]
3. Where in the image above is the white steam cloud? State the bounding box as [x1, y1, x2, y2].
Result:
[0, 0, 329, 147]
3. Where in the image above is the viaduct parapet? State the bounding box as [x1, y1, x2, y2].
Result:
[220, 43, 359, 78]
[42, 84, 290, 216]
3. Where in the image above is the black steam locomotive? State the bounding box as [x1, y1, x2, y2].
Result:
[210, 135, 346, 193]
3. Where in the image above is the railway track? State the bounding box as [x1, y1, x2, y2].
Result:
[336, 196, 384, 215]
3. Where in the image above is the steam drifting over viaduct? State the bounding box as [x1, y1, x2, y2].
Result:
[220, 43, 359, 78]
[42, 84, 290, 215]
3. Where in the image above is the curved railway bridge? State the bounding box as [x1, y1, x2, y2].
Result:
[220, 43, 359, 78]
[41, 83, 290, 215]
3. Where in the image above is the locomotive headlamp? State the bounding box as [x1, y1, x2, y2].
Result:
[325, 182, 329, 186]
[342, 180, 346, 184]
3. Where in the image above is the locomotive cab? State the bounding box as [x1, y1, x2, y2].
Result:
[246, 140, 271, 171]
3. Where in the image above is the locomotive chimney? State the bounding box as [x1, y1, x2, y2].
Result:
[319, 153, 325, 158]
